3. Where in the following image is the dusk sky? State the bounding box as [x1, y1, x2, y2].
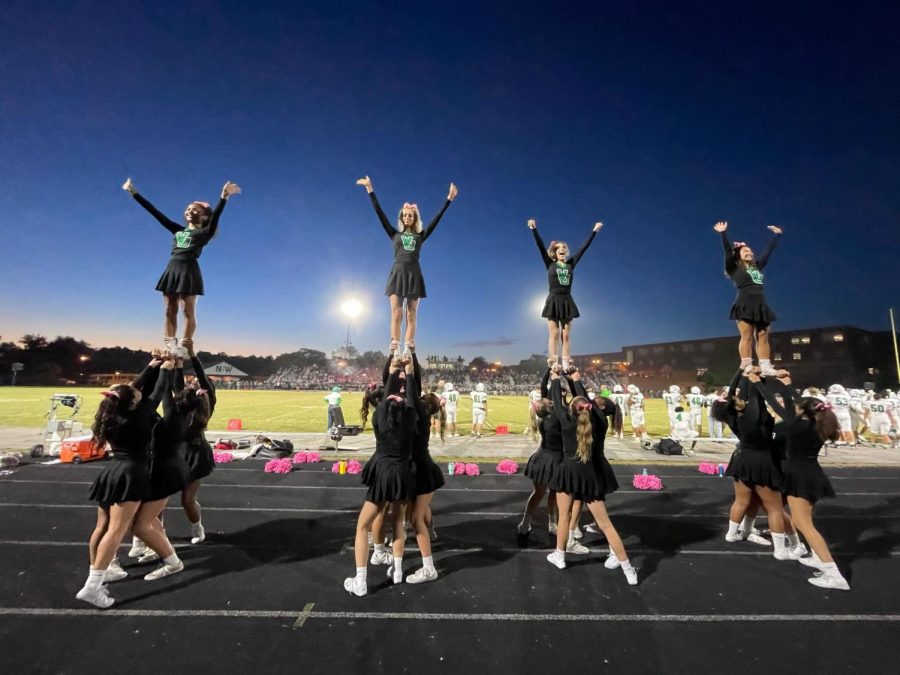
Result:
[2, 1, 898, 363]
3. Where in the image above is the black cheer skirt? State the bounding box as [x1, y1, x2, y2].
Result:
[550, 456, 616, 503]
[156, 257, 204, 296]
[781, 459, 836, 504]
[524, 448, 563, 486]
[541, 293, 580, 323]
[729, 291, 776, 325]
[149, 453, 192, 501]
[414, 453, 445, 495]
[361, 455, 417, 502]
[180, 438, 215, 482]
[726, 447, 782, 490]
[384, 262, 426, 299]
[89, 454, 151, 506]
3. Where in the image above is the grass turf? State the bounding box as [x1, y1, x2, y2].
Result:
[0, 386, 677, 436]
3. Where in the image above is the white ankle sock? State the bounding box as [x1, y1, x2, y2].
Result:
[740, 515, 755, 536]
[787, 532, 800, 547]
[567, 530, 576, 544]
[355, 566, 367, 583]
[821, 562, 839, 573]
[727, 521, 741, 538]
[132, 536, 143, 548]
[772, 533, 787, 553]
[85, 568, 105, 590]
[374, 543, 386, 554]
[392, 556, 403, 581]
[422, 555, 435, 571]
[619, 558, 633, 571]
[740, 357, 752, 368]
[163, 553, 180, 566]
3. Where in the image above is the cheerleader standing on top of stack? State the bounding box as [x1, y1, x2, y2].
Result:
[123, 178, 240, 358]
[714, 221, 782, 375]
[356, 175, 457, 353]
[528, 218, 602, 370]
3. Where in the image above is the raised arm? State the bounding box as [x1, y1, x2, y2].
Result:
[132, 358, 163, 398]
[191, 355, 216, 413]
[550, 378, 569, 426]
[131, 192, 182, 234]
[411, 352, 423, 395]
[568, 225, 601, 268]
[726, 368, 743, 400]
[715, 222, 737, 275]
[420, 198, 451, 243]
[147, 363, 173, 408]
[529, 221, 553, 266]
[760, 376, 796, 423]
[755, 226, 782, 270]
[382, 354, 393, 385]
[368, 192, 396, 239]
[540, 368, 551, 399]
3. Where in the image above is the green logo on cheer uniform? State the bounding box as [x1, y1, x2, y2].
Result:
[748, 268, 764, 285]
[175, 231, 193, 249]
[400, 233, 417, 251]
[555, 263, 571, 286]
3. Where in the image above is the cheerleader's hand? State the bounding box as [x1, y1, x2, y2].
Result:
[160, 359, 176, 371]
[221, 181, 241, 199]
[122, 178, 136, 194]
[593, 221, 603, 232]
[181, 337, 195, 357]
[747, 371, 761, 383]
[356, 176, 374, 193]
[447, 182, 458, 201]
[767, 225, 783, 235]
[713, 221, 728, 233]
[528, 219, 537, 230]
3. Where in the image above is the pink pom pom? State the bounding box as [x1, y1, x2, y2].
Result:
[465, 463, 480, 476]
[496, 459, 518, 474]
[698, 462, 718, 475]
[632, 474, 663, 490]
[292, 452, 308, 464]
[346, 460, 362, 475]
[213, 451, 233, 464]
[265, 458, 293, 474]
[331, 462, 341, 473]
[454, 463, 467, 475]
[306, 451, 321, 463]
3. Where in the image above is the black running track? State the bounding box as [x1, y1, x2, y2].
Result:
[1, 461, 899, 674]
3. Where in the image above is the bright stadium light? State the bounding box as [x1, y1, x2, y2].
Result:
[341, 298, 363, 319]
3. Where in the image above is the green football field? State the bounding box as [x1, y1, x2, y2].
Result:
[0, 386, 678, 437]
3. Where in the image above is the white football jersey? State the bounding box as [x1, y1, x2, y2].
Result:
[662, 392, 680, 409]
[629, 392, 645, 413]
[610, 393, 628, 412]
[686, 393, 705, 411]
[826, 393, 851, 414]
[471, 392, 488, 410]
[443, 390, 460, 410]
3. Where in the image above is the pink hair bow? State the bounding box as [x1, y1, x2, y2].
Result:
[387, 394, 404, 403]
[367, 382, 378, 391]
[196, 389, 208, 397]
[402, 202, 418, 210]
[195, 201, 210, 209]
[100, 390, 119, 399]
[732, 241, 747, 250]
[815, 402, 833, 411]
[576, 402, 593, 412]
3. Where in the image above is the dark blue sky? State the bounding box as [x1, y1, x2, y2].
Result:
[2, 1, 898, 362]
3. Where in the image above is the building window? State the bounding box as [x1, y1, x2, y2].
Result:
[773, 353, 781, 361]
[790, 337, 800, 345]
[800, 336, 811, 344]
[833, 334, 844, 342]
[793, 353, 802, 361]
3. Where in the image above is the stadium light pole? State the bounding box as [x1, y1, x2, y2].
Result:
[341, 298, 364, 351]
